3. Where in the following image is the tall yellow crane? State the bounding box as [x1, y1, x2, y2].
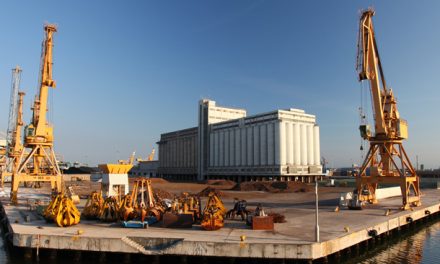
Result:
[355, 9, 421, 210]
[1, 67, 25, 187]
[147, 148, 155, 161]
[136, 148, 155, 162]
[11, 24, 62, 203]
[2, 92, 26, 187]
[0, 146, 5, 185]
[118, 151, 136, 165]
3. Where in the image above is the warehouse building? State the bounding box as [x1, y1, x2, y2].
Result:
[157, 99, 322, 182]
[157, 127, 198, 178]
[129, 160, 160, 178]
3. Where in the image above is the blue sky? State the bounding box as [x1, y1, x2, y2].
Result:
[0, 1, 439, 168]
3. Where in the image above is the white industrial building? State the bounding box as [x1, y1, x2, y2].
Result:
[157, 99, 322, 182]
[129, 160, 160, 178]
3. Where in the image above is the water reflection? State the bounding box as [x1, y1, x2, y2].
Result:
[344, 220, 440, 264]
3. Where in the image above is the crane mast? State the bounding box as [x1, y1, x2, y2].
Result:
[6, 67, 22, 148]
[11, 24, 62, 203]
[355, 9, 420, 210]
[1, 67, 25, 187]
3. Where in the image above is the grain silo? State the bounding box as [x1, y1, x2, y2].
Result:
[157, 99, 322, 182]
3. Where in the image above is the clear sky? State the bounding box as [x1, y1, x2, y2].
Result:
[0, 1, 439, 168]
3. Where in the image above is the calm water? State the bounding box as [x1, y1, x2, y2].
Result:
[1, 219, 440, 264]
[342, 219, 440, 264]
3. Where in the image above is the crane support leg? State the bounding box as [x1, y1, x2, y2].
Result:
[11, 144, 63, 204]
[356, 141, 421, 210]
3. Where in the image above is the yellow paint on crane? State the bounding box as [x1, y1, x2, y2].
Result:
[355, 8, 421, 210]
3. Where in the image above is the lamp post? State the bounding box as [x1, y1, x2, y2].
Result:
[315, 179, 320, 242]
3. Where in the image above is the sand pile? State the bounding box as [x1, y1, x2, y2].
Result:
[197, 187, 224, 197]
[150, 178, 169, 184]
[234, 182, 273, 192]
[129, 177, 169, 184]
[205, 180, 236, 190]
[154, 188, 174, 199]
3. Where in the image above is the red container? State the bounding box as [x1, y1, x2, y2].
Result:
[162, 212, 194, 228]
[252, 216, 274, 230]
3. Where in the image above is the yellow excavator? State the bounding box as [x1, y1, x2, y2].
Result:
[354, 9, 421, 210]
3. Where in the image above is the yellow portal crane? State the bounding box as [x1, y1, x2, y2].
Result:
[355, 9, 421, 210]
[11, 24, 62, 203]
[147, 148, 155, 161]
[118, 151, 136, 165]
[0, 148, 5, 185]
[136, 148, 155, 162]
[10, 92, 25, 163]
[1, 67, 25, 187]
[3, 92, 26, 187]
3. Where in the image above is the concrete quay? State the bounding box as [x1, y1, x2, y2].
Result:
[1, 187, 440, 261]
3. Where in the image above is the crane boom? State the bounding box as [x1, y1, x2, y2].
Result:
[27, 24, 57, 143]
[357, 10, 387, 135]
[354, 9, 420, 210]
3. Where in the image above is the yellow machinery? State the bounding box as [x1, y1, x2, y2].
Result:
[147, 148, 155, 161]
[120, 178, 164, 222]
[118, 151, 136, 165]
[136, 148, 155, 162]
[99, 163, 131, 197]
[66, 186, 80, 204]
[100, 196, 122, 222]
[201, 192, 226, 231]
[0, 148, 6, 186]
[82, 191, 104, 219]
[44, 193, 80, 227]
[93, 161, 132, 221]
[355, 9, 421, 209]
[11, 24, 62, 203]
[170, 192, 202, 222]
[1, 67, 25, 187]
[0, 149, 6, 178]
